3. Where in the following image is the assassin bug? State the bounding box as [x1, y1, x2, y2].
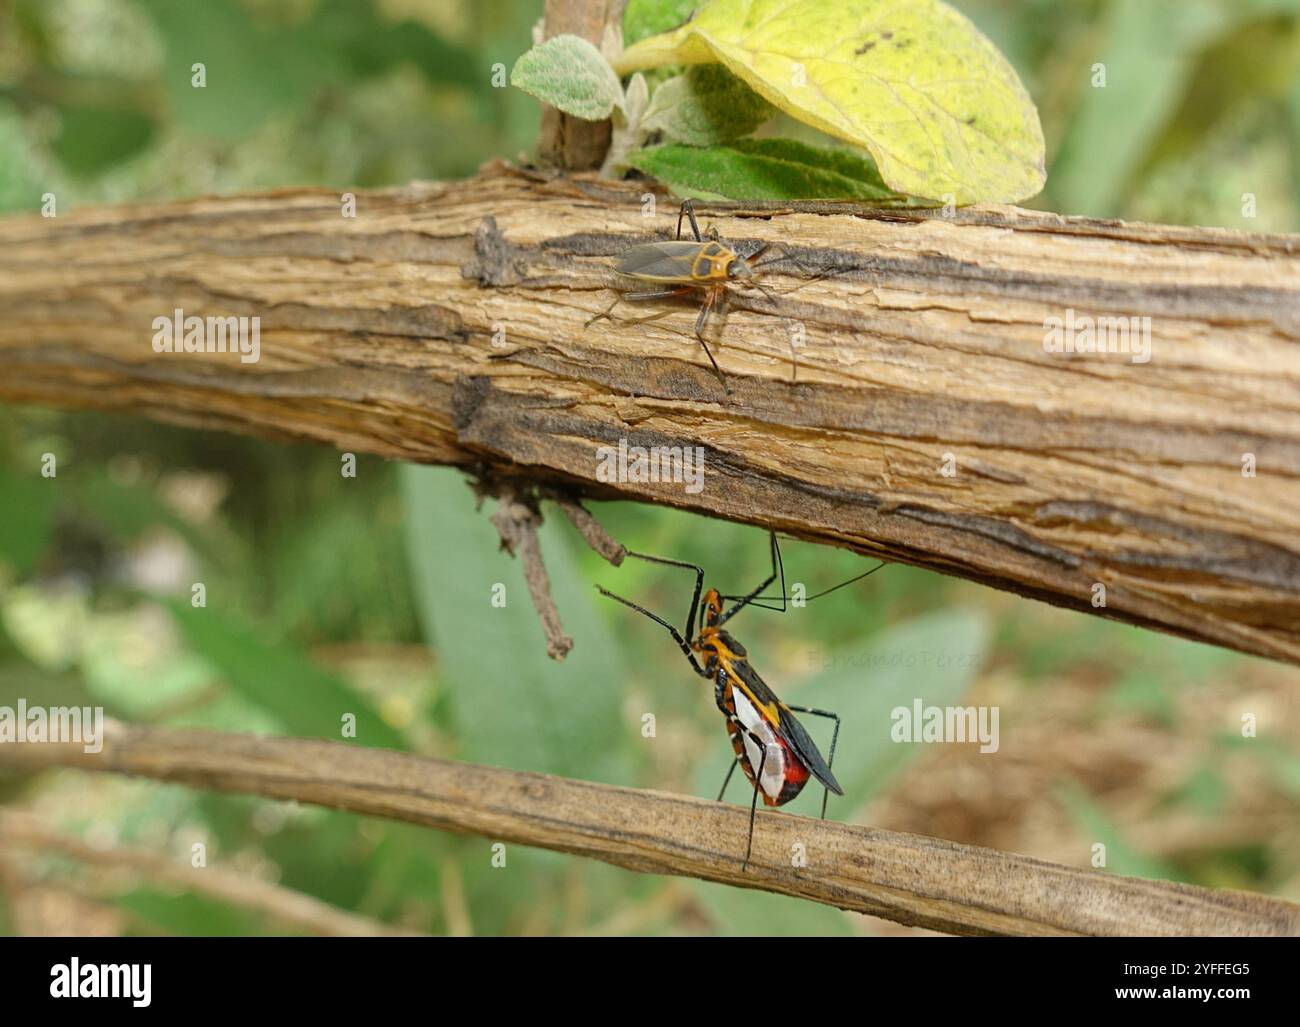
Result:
[597, 531, 886, 869]
[586, 199, 792, 393]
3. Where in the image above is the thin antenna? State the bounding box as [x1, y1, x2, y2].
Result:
[723, 560, 888, 607]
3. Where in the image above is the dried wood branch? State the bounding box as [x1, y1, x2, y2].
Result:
[2, 164, 1299, 662]
[0, 724, 1295, 937]
[0, 810, 420, 936]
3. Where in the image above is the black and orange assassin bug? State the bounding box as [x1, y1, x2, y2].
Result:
[597, 531, 886, 869]
[585, 199, 791, 393]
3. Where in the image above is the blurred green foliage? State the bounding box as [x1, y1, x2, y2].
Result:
[0, 0, 1297, 936]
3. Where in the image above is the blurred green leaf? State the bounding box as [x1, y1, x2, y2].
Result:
[629, 138, 924, 201]
[1104, 671, 1177, 727]
[1058, 780, 1184, 882]
[1145, 15, 1300, 168]
[0, 101, 45, 213]
[306, 0, 480, 84]
[1170, 764, 1228, 815]
[117, 888, 270, 936]
[1219, 734, 1300, 800]
[140, 0, 480, 139]
[1289, 76, 1300, 204]
[1049, 0, 1300, 216]
[624, 0, 697, 46]
[401, 466, 632, 785]
[162, 599, 405, 750]
[52, 106, 155, 175]
[75, 469, 222, 565]
[0, 468, 55, 574]
[141, 0, 327, 138]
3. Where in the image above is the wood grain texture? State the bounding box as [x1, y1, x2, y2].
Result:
[1, 723, 1295, 937]
[1, 163, 1299, 662]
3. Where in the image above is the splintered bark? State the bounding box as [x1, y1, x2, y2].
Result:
[1, 163, 1298, 663]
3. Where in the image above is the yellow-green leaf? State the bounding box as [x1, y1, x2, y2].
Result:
[614, 0, 1046, 205]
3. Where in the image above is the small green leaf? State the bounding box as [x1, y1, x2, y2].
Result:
[628, 138, 925, 202]
[641, 65, 774, 145]
[624, 0, 697, 46]
[615, 0, 1047, 205]
[511, 34, 624, 121]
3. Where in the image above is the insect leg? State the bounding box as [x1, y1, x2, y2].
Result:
[583, 295, 621, 329]
[716, 756, 739, 802]
[676, 199, 704, 242]
[717, 531, 785, 625]
[623, 288, 695, 302]
[595, 586, 708, 677]
[619, 550, 705, 642]
[785, 704, 841, 819]
[743, 735, 767, 871]
[585, 287, 693, 329]
[693, 287, 730, 392]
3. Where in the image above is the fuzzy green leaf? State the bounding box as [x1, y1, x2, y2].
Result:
[510, 34, 623, 121]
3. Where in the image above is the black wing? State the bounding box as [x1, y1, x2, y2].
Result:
[729, 659, 843, 796]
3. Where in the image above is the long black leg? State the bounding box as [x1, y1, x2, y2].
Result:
[785, 704, 841, 820]
[615, 549, 706, 644]
[676, 199, 703, 242]
[717, 531, 784, 626]
[595, 586, 708, 677]
[716, 756, 739, 802]
[693, 287, 729, 392]
[743, 738, 767, 870]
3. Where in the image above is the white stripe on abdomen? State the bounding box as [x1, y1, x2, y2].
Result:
[731, 689, 784, 798]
